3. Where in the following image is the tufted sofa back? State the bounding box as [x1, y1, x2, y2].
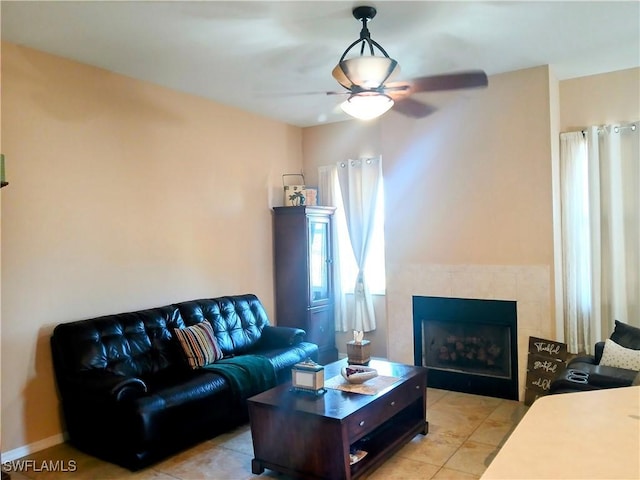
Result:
[176, 295, 270, 356]
[52, 294, 271, 379]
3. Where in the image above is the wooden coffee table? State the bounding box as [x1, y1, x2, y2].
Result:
[247, 358, 428, 479]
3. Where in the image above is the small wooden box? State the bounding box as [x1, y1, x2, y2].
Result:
[347, 340, 371, 365]
[291, 359, 325, 394]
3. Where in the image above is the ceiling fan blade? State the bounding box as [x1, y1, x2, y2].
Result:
[383, 84, 411, 93]
[254, 90, 351, 99]
[392, 98, 438, 118]
[396, 70, 488, 93]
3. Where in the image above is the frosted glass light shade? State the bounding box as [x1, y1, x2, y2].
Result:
[340, 93, 394, 120]
[332, 56, 400, 89]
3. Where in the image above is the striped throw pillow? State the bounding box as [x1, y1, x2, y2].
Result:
[174, 321, 223, 369]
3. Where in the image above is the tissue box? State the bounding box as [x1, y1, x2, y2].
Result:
[347, 340, 371, 365]
[291, 359, 325, 394]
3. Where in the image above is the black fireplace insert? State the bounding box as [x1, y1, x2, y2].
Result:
[413, 296, 518, 400]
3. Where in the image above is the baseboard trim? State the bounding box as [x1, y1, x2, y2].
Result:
[1, 433, 65, 463]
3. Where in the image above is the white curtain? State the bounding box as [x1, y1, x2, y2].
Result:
[560, 123, 640, 353]
[318, 164, 348, 332]
[559, 131, 592, 353]
[337, 157, 381, 332]
[590, 125, 640, 338]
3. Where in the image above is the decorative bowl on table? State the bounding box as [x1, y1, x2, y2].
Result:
[341, 365, 378, 384]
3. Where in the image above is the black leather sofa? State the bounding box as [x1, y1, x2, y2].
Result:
[550, 320, 640, 393]
[51, 294, 318, 469]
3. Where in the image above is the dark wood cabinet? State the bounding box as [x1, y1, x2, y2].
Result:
[273, 206, 338, 364]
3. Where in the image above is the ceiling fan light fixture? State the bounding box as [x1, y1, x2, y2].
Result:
[340, 93, 394, 121]
[332, 56, 400, 90]
[327, 5, 488, 121]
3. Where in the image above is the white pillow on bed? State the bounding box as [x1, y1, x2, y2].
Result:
[599, 338, 640, 371]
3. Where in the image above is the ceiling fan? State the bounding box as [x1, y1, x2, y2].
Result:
[330, 5, 488, 120]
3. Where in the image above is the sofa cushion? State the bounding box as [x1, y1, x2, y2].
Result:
[51, 305, 185, 379]
[174, 322, 223, 369]
[610, 320, 640, 350]
[141, 368, 230, 408]
[177, 295, 269, 356]
[599, 338, 640, 371]
[131, 369, 234, 447]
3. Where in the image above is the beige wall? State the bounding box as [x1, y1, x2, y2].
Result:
[0, 44, 4, 454]
[548, 68, 563, 338]
[302, 120, 380, 187]
[560, 67, 640, 130]
[0, 43, 303, 454]
[304, 66, 556, 268]
[380, 66, 554, 267]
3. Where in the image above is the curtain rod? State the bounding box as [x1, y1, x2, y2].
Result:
[581, 122, 638, 136]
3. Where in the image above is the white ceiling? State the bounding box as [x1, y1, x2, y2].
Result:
[2, 1, 639, 127]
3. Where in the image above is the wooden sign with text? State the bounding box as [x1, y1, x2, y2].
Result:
[524, 336, 568, 406]
[528, 337, 568, 361]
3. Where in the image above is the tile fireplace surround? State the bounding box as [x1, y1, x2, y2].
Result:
[386, 264, 553, 401]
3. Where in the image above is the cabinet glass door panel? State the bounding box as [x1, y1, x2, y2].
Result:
[309, 220, 330, 303]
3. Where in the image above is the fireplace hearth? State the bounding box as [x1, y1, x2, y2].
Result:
[413, 296, 518, 400]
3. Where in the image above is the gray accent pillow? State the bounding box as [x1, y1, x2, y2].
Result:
[610, 320, 640, 350]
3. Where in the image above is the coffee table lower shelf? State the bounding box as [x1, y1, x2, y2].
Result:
[349, 412, 428, 479]
[248, 360, 428, 480]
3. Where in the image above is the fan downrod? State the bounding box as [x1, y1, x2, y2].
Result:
[353, 6, 376, 21]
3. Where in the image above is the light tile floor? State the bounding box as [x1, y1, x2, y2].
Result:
[4, 389, 528, 480]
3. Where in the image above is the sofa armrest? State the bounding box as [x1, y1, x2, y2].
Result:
[62, 370, 148, 402]
[567, 355, 597, 367]
[587, 364, 638, 388]
[594, 341, 606, 364]
[257, 325, 306, 349]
